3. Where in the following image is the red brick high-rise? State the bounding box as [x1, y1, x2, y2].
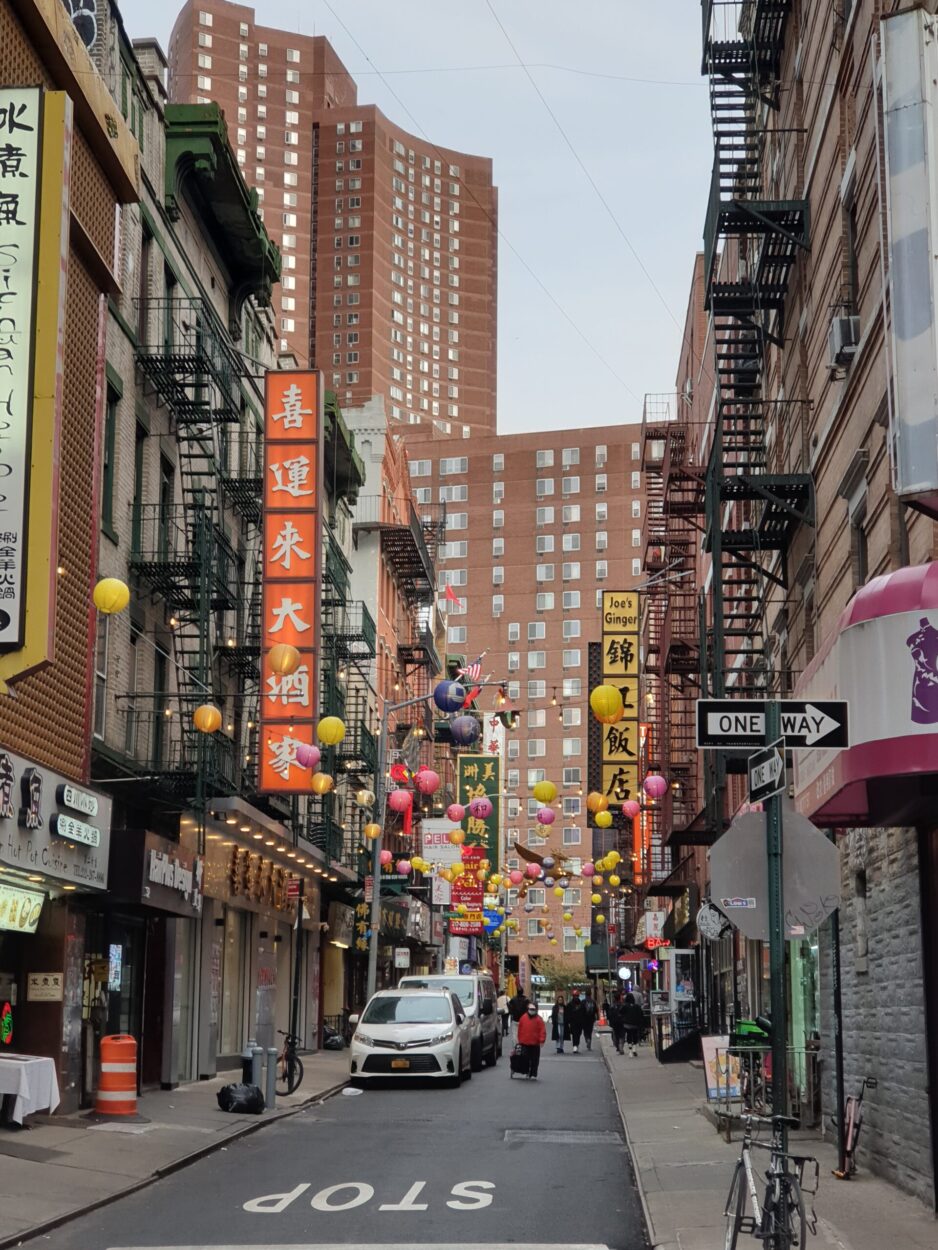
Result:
[169, 1, 498, 433]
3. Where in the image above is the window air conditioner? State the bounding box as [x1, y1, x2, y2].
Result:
[828, 315, 861, 367]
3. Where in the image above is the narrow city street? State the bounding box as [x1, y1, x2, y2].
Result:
[36, 1049, 646, 1250]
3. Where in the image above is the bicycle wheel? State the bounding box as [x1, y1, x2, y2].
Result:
[276, 1052, 304, 1096]
[760, 1176, 806, 1250]
[723, 1162, 746, 1250]
[786, 1177, 807, 1248]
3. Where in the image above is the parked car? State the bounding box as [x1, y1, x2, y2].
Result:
[398, 971, 501, 1071]
[348, 989, 472, 1087]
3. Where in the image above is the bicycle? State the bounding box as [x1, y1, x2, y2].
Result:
[276, 1029, 304, 1095]
[832, 1076, 877, 1179]
[723, 1112, 819, 1250]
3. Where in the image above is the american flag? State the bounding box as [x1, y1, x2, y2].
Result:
[457, 653, 485, 682]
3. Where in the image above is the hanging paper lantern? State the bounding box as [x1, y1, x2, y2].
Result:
[193, 704, 222, 734]
[363, 823, 381, 840]
[550, 938, 558, 945]
[268, 642, 301, 676]
[317, 716, 346, 746]
[562, 911, 573, 922]
[532, 780, 557, 804]
[379, 849, 393, 866]
[609, 874, 621, 887]
[536, 807, 556, 826]
[591, 893, 602, 905]
[388, 789, 413, 813]
[524, 902, 535, 913]
[589, 684, 624, 724]
[583, 938, 592, 948]
[593, 875, 604, 886]
[433, 679, 467, 713]
[608, 850, 622, 866]
[553, 886, 564, 898]
[310, 772, 334, 795]
[595, 913, 606, 925]
[582, 862, 596, 877]
[525, 863, 542, 879]
[623, 799, 641, 820]
[541, 855, 556, 871]
[446, 803, 465, 822]
[295, 742, 321, 770]
[586, 790, 609, 814]
[448, 828, 466, 845]
[397, 859, 412, 875]
[544, 876, 555, 887]
[92, 577, 130, 615]
[450, 715, 480, 746]
[490, 872, 502, 886]
[469, 796, 493, 820]
[355, 788, 376, 807]
[643, 772, 668, 799]
[509, 869, 524, 885]
[415, 769, 441, 795]
[595, 810, 613, 829]
[451, 862, 465, 877]
[574, 928, 582, 937]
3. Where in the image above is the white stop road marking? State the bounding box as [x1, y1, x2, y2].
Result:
[242, 1179, 496, 1215]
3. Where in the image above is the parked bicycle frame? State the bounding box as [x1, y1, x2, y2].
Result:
[724, 1112, 819, 1250]
[832, 1076, 877, 1179]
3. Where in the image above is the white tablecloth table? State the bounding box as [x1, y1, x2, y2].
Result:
[0, 1054, 61, 1124]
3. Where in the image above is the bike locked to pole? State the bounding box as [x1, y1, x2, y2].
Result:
[723, 1110, 819, 1250]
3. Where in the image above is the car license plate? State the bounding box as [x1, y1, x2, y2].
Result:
[391, 1058, 410, 1069]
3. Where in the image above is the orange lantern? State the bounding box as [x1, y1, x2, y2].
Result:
[193, 704, 222, 734]
[268, 643, 301, 676]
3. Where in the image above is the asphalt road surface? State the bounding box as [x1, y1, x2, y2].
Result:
[37, 1046, 647, 1250]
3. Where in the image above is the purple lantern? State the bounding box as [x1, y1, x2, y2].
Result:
[387, 789, 413, 813]
[542, 855, 556, 871]
[433, 680, 466, 713]
[536, 807, 556, 826]
[446, 802, 465, 822]
[643, 773, 668, 800]
[450, 715, 480, 746]
[469, 796, 493, 820]
[294, 742, 321, 770]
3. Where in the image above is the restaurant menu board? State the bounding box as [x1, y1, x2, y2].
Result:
[0, 882, 44, 934]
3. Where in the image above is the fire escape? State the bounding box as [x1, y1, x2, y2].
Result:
[701, 0, 813, 831]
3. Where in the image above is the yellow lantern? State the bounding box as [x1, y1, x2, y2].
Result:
[595, 810, 613, 829]
[609, 874, 621, 887]
[310, 771, 334, 795]
[92, 577, 130, 615]
[317, 716, 346, 746]
[562, 911, 573, 922]
[595, 913, 606, 925]
[268, 643, 301, 676]
[532, 780, 557, 804]
[583, 939, 591, 948]
[441, 868, 454, 882]
[490, 873, 502, 886]
[456, 903, 468, 915]
[591, 893, 602, 905]
[355, 788, 376, 807]
[574, 927, 582, 937]
[487, 882, 498, 894]
[193, 703, 222, 734]
[608, 849, 621, 866]
[589, 683, 624, 724]
[451, 862, 465, 877]
[448, 828, 466, 845]
[363, 822, 381, 840]
[550, 938, 558, 945]
[553, 886, 564, 898]
[475, 869, 487, 883]
[586, 791, 609, 814]
[593, 874, 604, 886]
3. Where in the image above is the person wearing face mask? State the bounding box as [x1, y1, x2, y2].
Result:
[515, 1000, 547, 1079]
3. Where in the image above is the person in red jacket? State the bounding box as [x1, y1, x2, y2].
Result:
[516, 1001, 547, 1079]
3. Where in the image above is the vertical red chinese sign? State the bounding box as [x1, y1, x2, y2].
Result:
[259, 371, 322, 793]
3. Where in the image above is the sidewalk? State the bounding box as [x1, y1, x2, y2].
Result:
[601, 1035, 936, 1250]
[0, 1050, 348, 1248]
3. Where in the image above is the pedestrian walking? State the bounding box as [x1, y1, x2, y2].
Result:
[516, 1000, 546, 1079]
[567, 989, 586, 1053]
[551, 992, 569, 1054]
[508, 986, 529, 1042]
[497, 990, 510, 1037]
[622, 992, 645, 1057]
[581, 988, 598, 1050]
[607, 992, 626, 1054]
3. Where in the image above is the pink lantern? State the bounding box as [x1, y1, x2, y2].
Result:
[582, 862, 596, 877]
[294, 742, 321, 770]
[397, 859, 412, 875]
[536, 807, 556, 826]
[469, 796, 493, 820]
[509, 869, 524, 885]
[415, 768, 441, 795]
[643, 773, 668, 800]
[387, 789, 413, 813]
[379, 849, 393, 866]
[623, 798, 641, 820]
[446, 803, 465, 822]
[525, 863, 542, 879]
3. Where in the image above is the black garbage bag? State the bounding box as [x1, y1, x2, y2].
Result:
[323, 1025, 345, 1050]
[216, 1082, 265, 1114]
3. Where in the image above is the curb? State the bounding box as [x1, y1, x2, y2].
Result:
[2, 1079, 348, 1250]
[600, 1036, 659, 1250]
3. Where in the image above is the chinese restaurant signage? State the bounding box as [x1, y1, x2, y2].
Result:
[0, 881, 44, 933]
[449, 844, 485, 936]
[142, 832, 204, 917]
[259, 370, 322, 792]
[457, 753, 501, 864]
[599, 591, 641, 809]
[0, 89, 42, 651]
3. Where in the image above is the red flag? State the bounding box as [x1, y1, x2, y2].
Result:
[444, 584, 463, 608]
[462, 686, 482, 707]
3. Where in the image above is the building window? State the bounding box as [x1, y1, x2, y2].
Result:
[562, 476, 580, 495]
[632, 528, 641, 547]
[198, 9, 213, 25]
[562, 504, 580, 523]
[527, 651, 546, 670]
[563, 620, 581, 640]
[508, 651, 520, 672]
[632, 442, 640, 459]
[536, 534, 555, 554]
[563, 796, 581, 814]
[632, 498, 642, 518]
[448, 625, 467, 644]
[493, 538, 505, 557]
[632, 558, 642, 576]
[508, 622, 520, 642]
[562, 562, 580, 581]
[528, 709, 547, 729]
[493, 453, 504, 472]
[596, 473, 608, 493]
[536, 506, 554, 525]
[596, 531, 608, 551]
[528, 680, 546, 699]
[562, 827, 581, 846]
[595, 444, 607, 466]
[492, 594, 504, 615]
[631, 470, 641, 489]
[596, 560, 609, 580]
[92, 614, 108, 738]
[527, 621, 546, 641]
[536, 449, 554, 468]
[440, 456, 468, 475]
[535, 564, 555, 582]
[493, 509, 504, 528]
[527, 739, 547, 758]
[493, 480, 505, 503]
[562, 533, 580, 552]
[562, 738, 582, 757]
[528, 919, 542, 938]
[492, 565, 505, 585]
[562, 649, 581, 668]
[562, 767, 582, 787]
[562, 590, 580, 609]
[536, 478, 555, 497]
[409, 459, 431, 476]
[851, 504, 869, 587]
[446, 512, 468, 531]
[562, 678, 582, 697]
[562, 447, 580, 467]
[563, 707, 582, 726]
[596, 502, 608, 522]
[536, 592, 555, 611]
[102, 384, 119, 534]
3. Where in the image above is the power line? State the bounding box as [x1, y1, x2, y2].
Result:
[321, 0, 643, 406]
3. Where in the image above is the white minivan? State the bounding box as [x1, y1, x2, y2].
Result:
[398, 972, 501, 1071]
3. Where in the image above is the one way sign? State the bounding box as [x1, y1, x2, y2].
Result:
[696, 699, 849, 750]
[748, 739, 786, 804]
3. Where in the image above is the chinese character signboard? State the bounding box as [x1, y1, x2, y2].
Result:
[449, 845, 484, 936]
[599, 591, 641, 810]
[259, 371, 322, 792]
[457, 753, 501, 864]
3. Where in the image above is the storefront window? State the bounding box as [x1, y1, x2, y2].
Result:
[220, 908, 245, 1055]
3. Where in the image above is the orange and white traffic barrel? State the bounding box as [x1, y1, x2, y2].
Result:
[95, 1034, 138, 1116]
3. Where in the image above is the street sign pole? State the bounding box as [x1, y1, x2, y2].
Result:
[764, 702, 788, 1154]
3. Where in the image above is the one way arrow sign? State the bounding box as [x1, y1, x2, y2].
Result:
[696, 699, 849, 749]
[748, 739, 786, 804]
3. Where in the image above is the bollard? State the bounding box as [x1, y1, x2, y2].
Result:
[241, 1041, 255, 1084]
[251, 1045, 263, 1088]
[265, 1047, 278, 1111]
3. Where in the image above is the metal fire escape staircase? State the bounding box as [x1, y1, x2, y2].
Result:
[701, 0, 813, 831]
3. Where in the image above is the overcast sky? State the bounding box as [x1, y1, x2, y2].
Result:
[118, 0, 711, 433]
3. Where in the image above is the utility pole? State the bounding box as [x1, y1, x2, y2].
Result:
[828, 830, 846, 1175]
[764, 701, 789, 1154]
[290, 877, 304, 1041]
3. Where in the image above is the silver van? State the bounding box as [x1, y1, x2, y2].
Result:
[398, 972, 501, 1070]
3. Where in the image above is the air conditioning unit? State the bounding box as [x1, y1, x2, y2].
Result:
[828, 315, 861, 367]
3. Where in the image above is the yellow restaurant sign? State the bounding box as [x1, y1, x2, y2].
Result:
[601, 591, 641, 807]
